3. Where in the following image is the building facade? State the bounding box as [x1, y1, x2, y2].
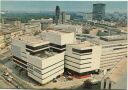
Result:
[11, 35, 65, 84]
[76, 34, 127, 74]
[11, 30, 75, 84]
[65, 41, 102, 74]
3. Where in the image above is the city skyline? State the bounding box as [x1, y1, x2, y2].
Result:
[1, 1, 127, 13]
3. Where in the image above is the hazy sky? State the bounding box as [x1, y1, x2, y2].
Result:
[1, 1, 127, 13]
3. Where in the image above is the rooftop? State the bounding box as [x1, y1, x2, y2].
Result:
[100, 35, 127, 41]
[17, 35, 49, 47]
[32, 49, 59, 59]
[68, 41, 95, 49]
[42, 30, 73, 35]
[76, 34, 127, 45]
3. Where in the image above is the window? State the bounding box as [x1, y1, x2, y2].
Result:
[72, 48, 92, 53]
[113, 47, 127, 50]
[50, 43, 66, 49]
[104, 81, 106, 89]
[13, 56, 27, 64]
[34, 67, 41, 74]
[109, 82, 111, 89]
[26, 44, 49, 50]
[28, 64, 33, 70]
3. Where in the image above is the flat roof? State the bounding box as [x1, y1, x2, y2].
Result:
[33, 50, 59, 59]
[100, 35, 126, 41]
[76, 34, 127, 45]
[68, 41, 95, 49]
[42, 30, 73, 35]
[18, 35, 49, 47]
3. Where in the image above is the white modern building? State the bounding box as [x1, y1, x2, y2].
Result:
[99, 35, 127, 73]
[11, 30, 75, 84]
[11, 35, 64, 84]
[76, 34, 127, 74]
[41, 30, 75, 52]
[65, 41, 102, 74]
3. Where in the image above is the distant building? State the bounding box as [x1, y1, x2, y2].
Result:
[22, 19, 41, 35]
[65, 14, 70, 21]
[13, 21, 21, 28]
[55, 6, 60, 25]
[83, 13, 93, 21]
[93, 3, 106, 21]
[61, 12, 66, 24]
[1, 24, 23, 45]
[61, 12, 71, 24]
[40, 18, 53, 30]
[54, 6, 70, 24]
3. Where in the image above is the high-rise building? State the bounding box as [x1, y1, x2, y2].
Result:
[55, 6, 60, 25]
[93, 3, 106, 21]
[61, 12, 66, 24]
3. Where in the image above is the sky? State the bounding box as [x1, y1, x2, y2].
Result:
[1, 1, 127, 13]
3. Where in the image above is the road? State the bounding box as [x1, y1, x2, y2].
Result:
[0, 51, 33, 89]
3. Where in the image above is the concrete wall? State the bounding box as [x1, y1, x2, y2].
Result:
[41, 31, 75, 45]
[100, 43, 127, 70]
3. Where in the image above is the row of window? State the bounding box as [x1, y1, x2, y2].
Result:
[72, 48, 92, 54]
[26, 43, 66, 50]
[26, 44, 49, 50]
[50, 43, 66, 49]
[13, 56, 27, 64]
[103, 44, 126, 48]
[28, 63, 42, 74]
[113, 47, 127, 50]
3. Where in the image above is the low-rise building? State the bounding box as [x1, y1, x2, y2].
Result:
[1, 24, 23, 45]
[65, 41, 102, 74]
